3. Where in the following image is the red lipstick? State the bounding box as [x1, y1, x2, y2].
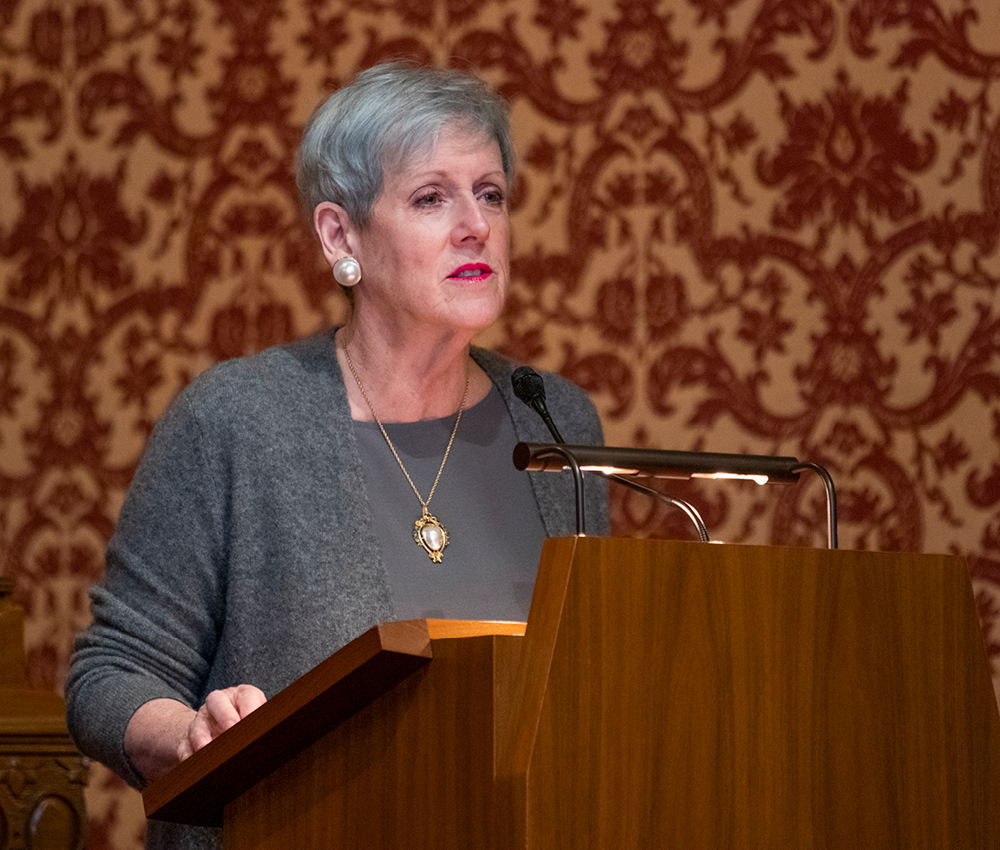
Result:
[449, 263, 492, 281]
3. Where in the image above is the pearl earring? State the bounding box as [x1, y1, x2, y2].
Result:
[333, 256, 362, 287]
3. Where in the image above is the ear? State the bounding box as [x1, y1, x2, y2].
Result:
[313, 202, 359, 267]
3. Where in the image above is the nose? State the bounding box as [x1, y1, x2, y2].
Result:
[451, 193, 490, 244]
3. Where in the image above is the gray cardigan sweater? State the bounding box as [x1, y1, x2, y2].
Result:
[66, 331, 607, 849]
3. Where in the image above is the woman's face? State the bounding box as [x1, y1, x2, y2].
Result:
[351, 122, 509, 337]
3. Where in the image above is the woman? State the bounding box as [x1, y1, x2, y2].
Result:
[66, 62, 607, 849]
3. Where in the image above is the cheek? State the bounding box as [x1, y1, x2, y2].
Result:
[493, 222, 510, 261]
[359, 235, 413, 280]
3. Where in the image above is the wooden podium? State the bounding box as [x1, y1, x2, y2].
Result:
[143, 538, 1000, 849]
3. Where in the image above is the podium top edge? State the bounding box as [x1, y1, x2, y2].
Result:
[423, 619, 527, 639]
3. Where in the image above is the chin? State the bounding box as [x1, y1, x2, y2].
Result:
[449, 310, 503, 335]
[444, 289, 505, 332]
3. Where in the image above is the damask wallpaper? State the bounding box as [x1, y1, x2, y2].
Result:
[2, 0, 999, 846]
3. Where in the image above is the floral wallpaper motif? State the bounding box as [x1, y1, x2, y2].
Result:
[2, 0, 999, 847]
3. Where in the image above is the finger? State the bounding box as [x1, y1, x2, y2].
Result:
[232, 684, 267, 718]
[203, 688, 243, 734]
[178, 710, 214, 760]
[189, 708, 219, 747]
[177, 685, 267, 762]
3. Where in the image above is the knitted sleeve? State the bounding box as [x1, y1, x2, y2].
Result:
[65, 389, 227, 789]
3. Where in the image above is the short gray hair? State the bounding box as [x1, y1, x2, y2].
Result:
[296, 62, 516, 230]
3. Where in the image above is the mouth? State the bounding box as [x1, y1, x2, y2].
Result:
[449, 263, 492, 282]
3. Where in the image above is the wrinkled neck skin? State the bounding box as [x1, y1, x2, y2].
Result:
[334, 319, 492, 424]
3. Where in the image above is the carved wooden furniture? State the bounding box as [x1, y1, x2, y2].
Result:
[144, 538, 1000, 849]
[0, 576, 88, 850]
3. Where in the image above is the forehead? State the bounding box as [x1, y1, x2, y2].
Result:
[386, 121, 504, 181]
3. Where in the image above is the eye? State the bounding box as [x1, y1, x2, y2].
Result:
[480, 187, 506, 207]
[414, 190, 444, 207]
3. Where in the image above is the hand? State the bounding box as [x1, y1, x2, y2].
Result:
[178, 684, 267, 761]
[125, 686, 268, 782]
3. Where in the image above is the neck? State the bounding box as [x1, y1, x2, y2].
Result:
[336, 323, 486, 422]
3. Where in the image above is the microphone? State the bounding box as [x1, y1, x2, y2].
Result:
[510, 366, 711, 542]
[511, 366, 564, 442]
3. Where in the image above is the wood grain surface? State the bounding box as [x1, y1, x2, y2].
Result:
[501, 538, 1000, 849]
[147, 540, 1000, 849]
[223, 633, 523, 850]
[143, 619, 433, 826]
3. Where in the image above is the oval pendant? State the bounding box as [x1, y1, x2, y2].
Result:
[414, 510, 449, 563]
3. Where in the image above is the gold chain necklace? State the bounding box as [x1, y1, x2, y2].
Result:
[343, 344, 468, 563]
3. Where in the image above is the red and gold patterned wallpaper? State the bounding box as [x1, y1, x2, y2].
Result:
[2, 0, 999, 846]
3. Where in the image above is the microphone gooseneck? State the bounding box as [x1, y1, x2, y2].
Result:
[510, 366, 710, 543]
